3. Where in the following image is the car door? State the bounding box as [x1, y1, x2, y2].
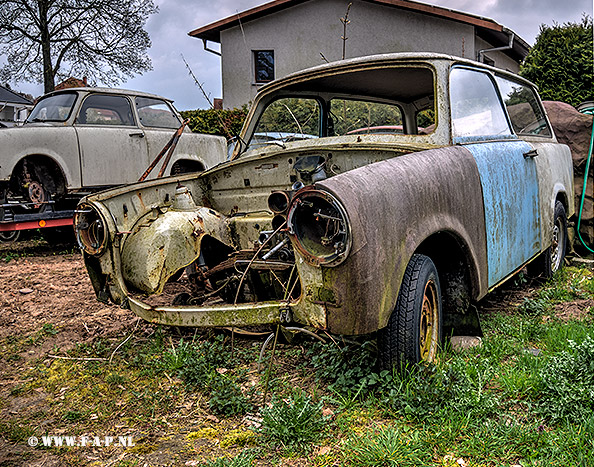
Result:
[75, 93, 149, 187]
[450, 66, 541, 288]
[134, 96, 183, 176]
[494, 75, 575, 249]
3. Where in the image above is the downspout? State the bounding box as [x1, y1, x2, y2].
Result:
[576, 104, 594, 253]
[202, 39, 221, 57]
[478, 30, 514, 63]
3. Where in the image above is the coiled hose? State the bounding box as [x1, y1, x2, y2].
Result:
[577, 104, 594, 253]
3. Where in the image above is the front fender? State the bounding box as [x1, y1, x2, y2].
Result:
[313, 146, 488, 335]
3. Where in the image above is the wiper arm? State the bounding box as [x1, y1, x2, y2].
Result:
[269, 141, 286, 149]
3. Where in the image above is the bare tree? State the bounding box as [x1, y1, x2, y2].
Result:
[0, 0, 158, 93]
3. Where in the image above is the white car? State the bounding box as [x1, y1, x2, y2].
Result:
[0, 87, 226, 216]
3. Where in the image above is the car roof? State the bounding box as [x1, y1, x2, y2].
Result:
[257, 52, 536, 94]
[42, 87, 175, 104]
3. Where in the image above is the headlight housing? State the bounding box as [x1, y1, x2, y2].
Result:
[287, 188, 351, 266]
[74, 203, 108, 256]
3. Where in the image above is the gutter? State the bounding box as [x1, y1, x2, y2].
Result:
[478, 30, 515, 63]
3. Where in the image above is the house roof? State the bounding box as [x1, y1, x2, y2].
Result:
[189, 0, 529, 61]
[0, 84, 33, 106]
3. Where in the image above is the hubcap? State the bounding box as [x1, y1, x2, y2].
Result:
[419, 279, 439, 361]
[550, 218, 564, 272]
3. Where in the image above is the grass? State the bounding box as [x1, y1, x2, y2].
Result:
[1, 266, 593, 465]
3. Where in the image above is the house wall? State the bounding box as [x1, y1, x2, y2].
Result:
[219, 0, 516, 108]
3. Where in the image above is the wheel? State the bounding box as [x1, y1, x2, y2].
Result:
[379, 254, 442, 368]
[528, 201, 567, 279]
[0, 230, 20, 243]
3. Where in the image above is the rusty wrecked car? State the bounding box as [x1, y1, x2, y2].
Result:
[76, 53, 574, 367]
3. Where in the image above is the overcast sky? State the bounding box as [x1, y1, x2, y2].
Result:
[11, 0, 594, 110]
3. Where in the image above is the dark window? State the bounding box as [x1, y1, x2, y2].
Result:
[495, 76, 552, 137]
[254, 50, 275, 83]
[76, 94, 134, 126]
[136, 97, 180, 128]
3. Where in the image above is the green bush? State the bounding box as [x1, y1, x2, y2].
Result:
[181, 107, 248, 138]
[158, 336, 251, 416]
[259, 391, 328, 449]
[309, 341, 379, 396]
[207, 375, 251, 417]
[201, 450, 256, 467]
[537, 336, 594, 422]
[520, 16, 593, 106]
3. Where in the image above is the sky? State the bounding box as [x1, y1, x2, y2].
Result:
[8, 0, 594, 111]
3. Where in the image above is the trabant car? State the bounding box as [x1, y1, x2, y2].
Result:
[75, 53, 573, 367]
[0, 87, 225, 215]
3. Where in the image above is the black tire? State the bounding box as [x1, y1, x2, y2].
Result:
[528, 201, 567, 279]
[378, 254, 442, 368]
[0, 230, 20, 243]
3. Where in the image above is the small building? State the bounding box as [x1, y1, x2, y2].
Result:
[0, 85, 33, 126]
[56, 77, 88, 90]
[190, 0, 530, 108]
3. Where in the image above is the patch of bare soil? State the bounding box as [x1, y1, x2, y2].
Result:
[0, 247, 135, 349]
[554, 299, 594, 321]
[0, 241, 139, 466]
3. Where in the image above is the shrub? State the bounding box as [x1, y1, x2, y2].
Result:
[259, 391, 328, 449]
[181, 107, 248, 138]
[537, 336, 594, 422]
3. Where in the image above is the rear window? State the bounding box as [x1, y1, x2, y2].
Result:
[329, 99, 404, 136]
[136, 97, 181, 129]
[496, 76, 552, 137]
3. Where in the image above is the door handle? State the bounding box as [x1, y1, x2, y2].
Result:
[129, 132, 145, 138]
[523, 149, 538, 159]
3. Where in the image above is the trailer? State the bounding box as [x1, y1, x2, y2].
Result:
[0, 197, 78, 243]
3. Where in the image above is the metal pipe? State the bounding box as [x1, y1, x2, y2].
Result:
[262, 237, 289, 260]
[478, 31, 514, 63]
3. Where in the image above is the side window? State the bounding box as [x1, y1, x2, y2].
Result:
[254, 50, 275, 83]
[450, 67, 511, 138]
[76, 95, 134, 126]
[136, 97, 181, 129]
[495, 77, 552, 137]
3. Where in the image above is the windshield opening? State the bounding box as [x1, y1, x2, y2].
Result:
[239, 65, 435, 156]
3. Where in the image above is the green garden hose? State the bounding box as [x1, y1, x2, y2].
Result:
[576, 105, 594, 253]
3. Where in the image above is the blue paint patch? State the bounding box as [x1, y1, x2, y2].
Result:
[464, 140, 540, 287]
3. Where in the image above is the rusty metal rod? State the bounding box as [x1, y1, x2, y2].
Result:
[138, 119, 189, 182]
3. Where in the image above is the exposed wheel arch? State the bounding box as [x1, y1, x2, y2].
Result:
[170, 159, 205, 175]
[9, 154, 67, 201]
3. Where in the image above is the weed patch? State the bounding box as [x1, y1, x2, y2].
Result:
[259, 391, 328, 450]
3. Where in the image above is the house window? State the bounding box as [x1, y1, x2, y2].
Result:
[254, 50, 275, 83]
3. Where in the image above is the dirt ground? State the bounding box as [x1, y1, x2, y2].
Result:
[0, 240, 137, 350]
[0, 236, 592, 466]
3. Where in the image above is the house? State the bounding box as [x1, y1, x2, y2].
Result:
[190, 0, 530, 108]
[0, 85, 33, 126]
[56, 77, 88, 90]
